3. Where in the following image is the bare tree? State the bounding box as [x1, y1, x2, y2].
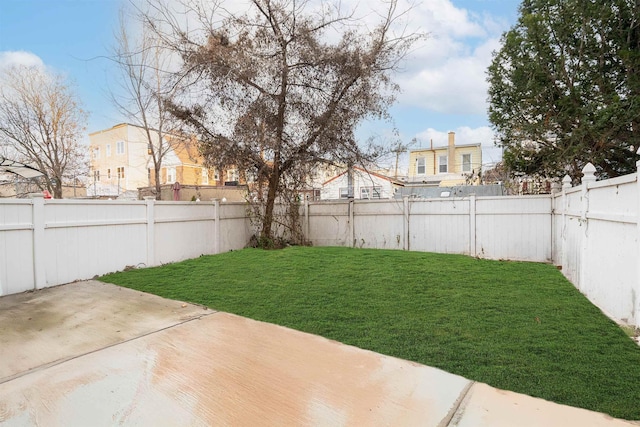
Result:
[139, 0, 423, 244]
[111, 11, 180, 200]
[0, 65, 87, 198]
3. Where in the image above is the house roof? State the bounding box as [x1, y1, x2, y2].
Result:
[409, 142, 481, 153]
[322, 166, 405, 186]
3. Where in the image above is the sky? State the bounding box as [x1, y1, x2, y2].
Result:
[0, 0, 521, 171]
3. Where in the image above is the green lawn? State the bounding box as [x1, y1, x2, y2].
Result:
[100, 246, 640, 420]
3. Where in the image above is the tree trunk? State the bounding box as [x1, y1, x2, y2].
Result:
[53, 180, 63, 199]
[261, 167, 280, 242]
[154, 166, 162, 200]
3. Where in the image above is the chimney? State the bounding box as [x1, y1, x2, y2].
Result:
[448, 132, 455, 173]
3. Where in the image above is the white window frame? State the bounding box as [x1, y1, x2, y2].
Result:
[93, 170, 100, 182]
[339, 187, 350, 199]
[166, 167, 176, 184]
[214, 169, 220, 181]
[227, 169, 239, 182]
[116, 141, 125, 155]
[462, 154, 471, 172]
[245, 169, 257, 183]
[93, 147, 100, 160]
[438, 155, 448, 173]
[416, 157, 426, 175]
[201, 168, 209, 185]
[117, 167, 125, 179]
[360, 186, 382, 199]
[106, 144, 111, 157]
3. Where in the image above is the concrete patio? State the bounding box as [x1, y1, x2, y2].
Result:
[0, 281, 636, 426]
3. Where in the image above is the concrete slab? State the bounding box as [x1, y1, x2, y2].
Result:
[0, 281, 638, 426]
[0, 281, 210, 381]
[449, 382, 637, 427]
[0, 311, 471, 426]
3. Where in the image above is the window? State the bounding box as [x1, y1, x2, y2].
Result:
[117, 167, 125, 179]
[438, 155, 448, 173]
[360, 186, 382, 199]
[214, 169, 220, 181]
[166, 167, 176, 184]
[148, 144, 153, 155]
[416, 157, 426, 175]
[106, 144, 111, 157]
[93, 147, 100, 160]
[462, 154, 471, 172]
[93, 170, 100, 181]
[107, 168, 111, 179]
[116, 141, 125, 155]
[226, 169, 239, 182]
[339, 187, 350, 199]
[201, 168, 209, 185]
[245, 169, 257, 183]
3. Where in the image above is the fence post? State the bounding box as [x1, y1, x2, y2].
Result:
[349, 198, 355, 247]
[304, 198, 310, 245]
[403, 196, 409, 251]
[30, 193, 45, 290]
[213, 199, 221, 254]
[579, 163, 596, 292]
[144, 197, 155, 267]
[469, 194, 477, 257]
[560, 175, 571, 271]
[636, 149, 640, 327]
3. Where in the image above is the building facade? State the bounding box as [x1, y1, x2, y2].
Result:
[321, 167, 403, 200]
[408, 132, 482, 186]
[88, 123, 218, 199]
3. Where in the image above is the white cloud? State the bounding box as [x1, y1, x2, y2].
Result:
[393, 0, 508, 115]
[0, 51, 44, 69]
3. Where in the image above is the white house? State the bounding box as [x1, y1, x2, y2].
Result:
[321, 167, 403, 200]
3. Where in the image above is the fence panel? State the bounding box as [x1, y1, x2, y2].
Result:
[579, 176, 637, 322]
[43, 200, 148, 285]
[154, 202, 216, 264]
[408, 199, 470, 254]
[353, 200, 405, 250]
[476, 196, 552, 261]
[0, 200, 35, 296]
[219, 203, 253, 252]
[306, 202, 351, 247]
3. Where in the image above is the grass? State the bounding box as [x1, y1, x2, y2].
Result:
[100, 246, 640, 420]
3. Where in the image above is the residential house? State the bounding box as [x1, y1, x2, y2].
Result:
[88, 123, 219, 199]
[147, 135, 217, 188]
[321, 167, 403, 200]
[408, 132, 482, 186]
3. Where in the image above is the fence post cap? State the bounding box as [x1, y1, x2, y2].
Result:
[143, 196, 155, 201]
[582, 163, 596, 181]
[562, 175, 572, 189]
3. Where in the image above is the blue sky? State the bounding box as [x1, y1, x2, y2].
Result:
[0, 0, 521, 169]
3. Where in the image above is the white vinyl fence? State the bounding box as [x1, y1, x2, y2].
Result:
[304, 195, 553, 262]
[553, 165, 639, 326]
[2, 162, 640, 327]
[0, 197, 251, 296]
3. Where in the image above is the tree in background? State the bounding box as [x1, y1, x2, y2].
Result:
[111, 13, 180, 200]
[138, 0, 423, 246]
[0, 65, 87, 198]
[487, 0, 640, 183]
